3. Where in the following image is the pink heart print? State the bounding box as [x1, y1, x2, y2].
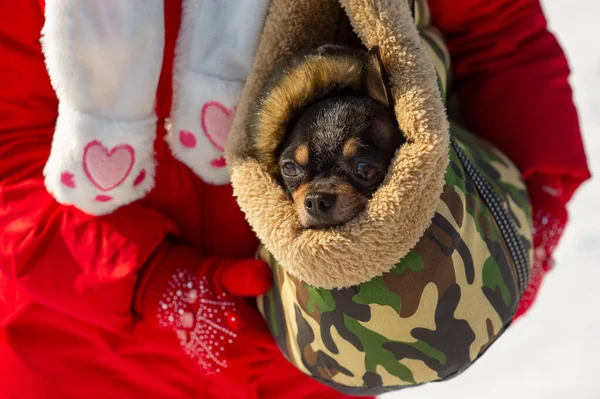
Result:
[83, 140, 135, 191]
[201, 101, 236, 152]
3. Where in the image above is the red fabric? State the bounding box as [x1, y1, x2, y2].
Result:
[0, 0, 590, 398]
[429, 0, 590, 318]
[0, 1, 360, 398]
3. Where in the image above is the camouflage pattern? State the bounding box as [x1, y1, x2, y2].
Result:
[256, 123, 533, 394]
[255, 0, 533, 394]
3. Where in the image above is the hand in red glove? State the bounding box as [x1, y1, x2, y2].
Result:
[138, 245, 277, 387]
[515, 174, 568, 319]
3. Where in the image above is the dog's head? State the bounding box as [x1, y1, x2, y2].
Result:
[277, 48, 405, 229]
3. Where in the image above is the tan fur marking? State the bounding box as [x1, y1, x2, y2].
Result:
[334, 182, 361, 196]
[292, 182, 312, 226]
[295, 145, 310, 165]
[292, 182, 311, 207]
[342, 138, 361, 158]
[332, 183, 368, 223]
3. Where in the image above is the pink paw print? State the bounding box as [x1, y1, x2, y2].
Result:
[167, 95, 238, 185]
[178, 101, 236, 169]
[45, 135, 155, 216]
[59, 141, 147, 203]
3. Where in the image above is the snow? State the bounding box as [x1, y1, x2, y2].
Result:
[384, 1, 600, 398]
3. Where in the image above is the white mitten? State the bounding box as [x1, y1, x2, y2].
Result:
[41, 0, 165, 215]
[166, 0, 269, 184]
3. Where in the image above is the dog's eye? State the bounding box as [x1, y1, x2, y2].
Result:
[355, 163, 379, 180]
[281, 161, 302, 178]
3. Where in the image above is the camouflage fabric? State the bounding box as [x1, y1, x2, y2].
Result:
[256, 123, 533, 394]
[255, 0, 532, 394]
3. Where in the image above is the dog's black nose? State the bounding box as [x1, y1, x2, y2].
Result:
[304, 193, 336, 215]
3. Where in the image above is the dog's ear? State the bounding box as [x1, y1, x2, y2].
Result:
[363, 46, 394, 110]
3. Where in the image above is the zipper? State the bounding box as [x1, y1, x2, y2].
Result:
[450, 136, 530, 296]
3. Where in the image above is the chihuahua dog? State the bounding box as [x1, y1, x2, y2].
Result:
[276, 46, 405, 229]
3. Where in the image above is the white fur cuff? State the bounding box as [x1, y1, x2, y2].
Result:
[44, 106, 157, 215]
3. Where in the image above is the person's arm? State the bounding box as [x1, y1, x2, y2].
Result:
[0, 0, 273, 383]
[429, 0, 591, 316]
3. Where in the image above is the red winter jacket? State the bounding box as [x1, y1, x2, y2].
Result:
[0, 0, 589, 398]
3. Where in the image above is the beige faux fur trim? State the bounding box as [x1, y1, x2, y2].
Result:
[228, 0, 449, 289]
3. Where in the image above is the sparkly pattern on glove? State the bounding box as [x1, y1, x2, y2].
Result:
[157, 269, 239, 375]
[531, 210, 564, 272]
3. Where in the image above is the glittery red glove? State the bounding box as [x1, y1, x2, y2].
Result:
[138, 244, 277, 386]
[514, 174, 568, 319]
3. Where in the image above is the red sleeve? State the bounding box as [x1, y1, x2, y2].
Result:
[429, 0, 591, 201]
[0, 0, 206, 334]
[0, 1, 174, 331]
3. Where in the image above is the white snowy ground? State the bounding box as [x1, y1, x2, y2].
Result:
[384, 1, 600, 398]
